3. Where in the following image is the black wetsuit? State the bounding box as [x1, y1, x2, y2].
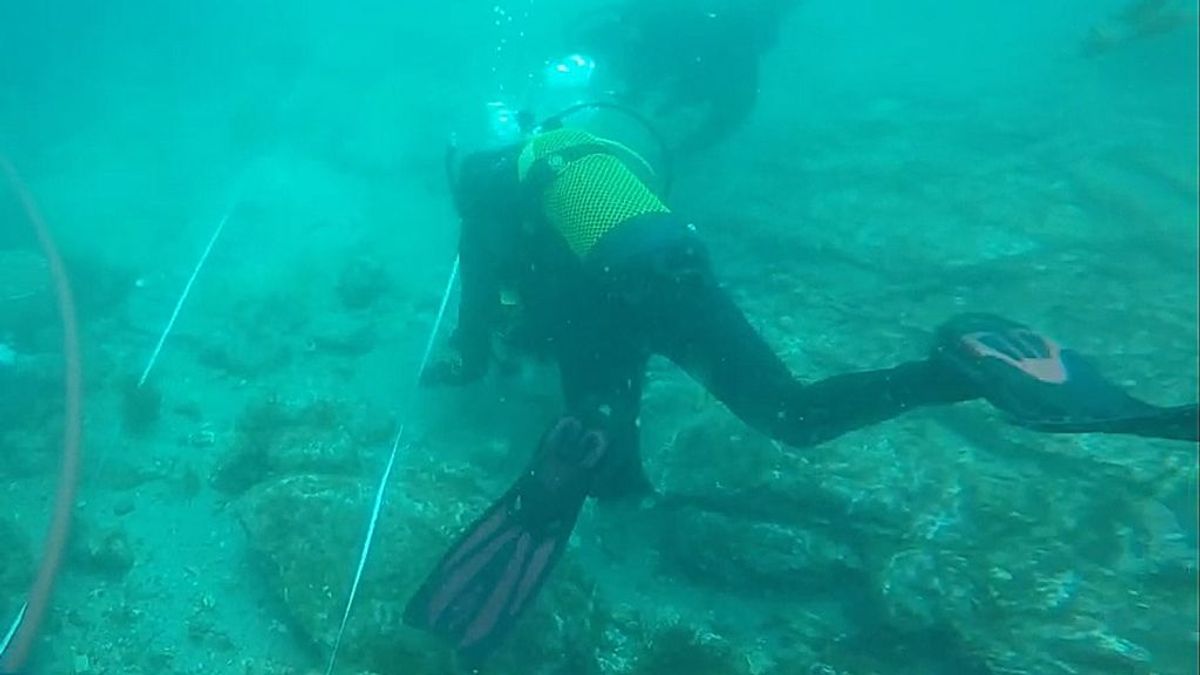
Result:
[404, 126, 1197, 667]
[445, 132, 975, 498]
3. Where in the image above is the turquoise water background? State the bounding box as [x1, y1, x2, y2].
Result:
[2, 1, 1197, 674]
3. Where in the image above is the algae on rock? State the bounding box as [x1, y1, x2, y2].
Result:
[213, 397, 371, 495]
[237, 472, 612, 675]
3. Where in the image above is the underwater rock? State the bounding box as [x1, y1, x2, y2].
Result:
[867, 499, 1200, 675]
[63, 254, 137, 322]
[0, 247, 51, 343]
[119, 375, 161, 435]
[0, 248, 134, 344]
[654, 417, 786, 493]
[73, 525, 136, 579]
[644, 365, 1196, 672]
[630, 626, 749, 675]
[648, 412, 909, 542]
[648, 415, 907, 566]
[307, 317, 378, 357]
[111, 498, 136, 517]
[237, 475, 439, 673]
[660, 507, 865, 597]
[237, 473, 611, 675]
[168, 287, 307, 380]
[0, 427, 57, 479]
[0, 351, 61, 441]
[1123, 497, 1197, 581]
[99, 456, 171, 492]
[212, 397, 365, 495]
[877, 547, 981, 631]
[194, 336, 293, 380]
[335, 255, 391, 311]
[238, 660, 381, 675]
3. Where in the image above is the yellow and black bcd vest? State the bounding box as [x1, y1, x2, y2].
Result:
[517, 129, 670, 257]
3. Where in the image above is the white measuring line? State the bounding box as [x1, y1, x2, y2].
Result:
[0, 602, 27, 662]
[324, 254, 460, 675]
[138, 194, 239, 388]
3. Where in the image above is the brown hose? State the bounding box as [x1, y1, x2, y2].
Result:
[0, 156, 84, 674]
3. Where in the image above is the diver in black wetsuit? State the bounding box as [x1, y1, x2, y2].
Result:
[571, 0, 802, 151]
[423, 125, 1199, 495]
[403, 124, 1200, 665]
[1081, 0, 1196, 57]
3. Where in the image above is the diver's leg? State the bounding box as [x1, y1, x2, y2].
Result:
[664, 288, 1200, 445]
[557, 344, 651, 499]
[933, 313, 1199, 442]
[608, 233, 971, 448]
[651, 255, 1199, 444]
[654, 280, 971, 448]
[650, 250, 1198, 444]
[595, 219, 1199, 449]
[554, 304, 652, 499]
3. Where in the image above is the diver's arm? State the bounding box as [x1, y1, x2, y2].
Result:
[423, 146, 518, 386]
[450, 215, 501, 379]
[421, 223, 498, 387]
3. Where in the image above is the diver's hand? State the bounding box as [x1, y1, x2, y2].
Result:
[420, 346, 485, 387]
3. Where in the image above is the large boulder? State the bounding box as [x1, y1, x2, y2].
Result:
[237, 472, 613, 675]
[659, 507, 865, 597]
[213, 397, 389, 496]
[0, 246, 135, 346]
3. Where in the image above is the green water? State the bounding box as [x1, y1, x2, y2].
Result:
[2, 1, 1197, 674]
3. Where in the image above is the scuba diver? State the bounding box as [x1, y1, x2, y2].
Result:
[571, 0, 802, 151]
[1081, 0, 1196, 57]
[401, 105, 1200, 664]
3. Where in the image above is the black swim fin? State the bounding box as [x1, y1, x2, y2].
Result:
[403, 416, 607, 664]
[936, 314, 1199, 442]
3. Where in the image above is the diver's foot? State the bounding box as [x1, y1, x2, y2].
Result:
[934, 313, 1197, 442]
[589, 454, 657, 502]
[403, 416, 606, 664]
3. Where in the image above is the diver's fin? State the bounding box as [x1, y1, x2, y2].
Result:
[936, 314, 1199, 442]
[1024, 403, 1199, 442]
[403, 417, 607, 664]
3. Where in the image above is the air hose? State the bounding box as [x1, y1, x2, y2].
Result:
[0, 156, 84, 675]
